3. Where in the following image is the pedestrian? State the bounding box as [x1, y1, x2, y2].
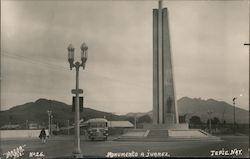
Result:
[39, 128, 47, 144]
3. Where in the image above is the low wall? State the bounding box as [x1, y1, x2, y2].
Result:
[123, 128, 147, 134]
[0, 129, 49, 139]
[168, 130, 208, 137]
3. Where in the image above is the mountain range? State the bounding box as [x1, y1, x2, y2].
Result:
[0, 98, 125, 127]
[0, 97, 248, 127]
[126, 97, 249, 124]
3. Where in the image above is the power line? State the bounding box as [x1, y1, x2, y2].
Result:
[1, 51, 151, 89]
[1, 51, 68, 72]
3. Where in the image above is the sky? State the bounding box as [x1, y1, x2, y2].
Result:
[1, 0, 249, 114]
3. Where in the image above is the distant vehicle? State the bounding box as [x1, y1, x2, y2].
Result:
[86, 118, 108, 141]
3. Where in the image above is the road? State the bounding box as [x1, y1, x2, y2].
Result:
[1, 135, 249, 158]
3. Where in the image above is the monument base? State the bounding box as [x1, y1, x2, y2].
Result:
[72, 153, 84, 158]
[143, 123, 189, 130]
[114, 123, 220, 141]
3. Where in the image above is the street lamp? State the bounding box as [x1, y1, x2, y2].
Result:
[207, 110, 212, 133]
[68, 44, 75, 70]
[67, 120, 70, 135]
[67, 43, 88, 157]
[47, 110, 52, 136]
[80, 43, 88, 69]
[233, 97, 237, 134]
[51, 115, 53, 136]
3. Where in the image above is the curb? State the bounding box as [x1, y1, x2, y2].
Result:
[113, 136, 222, 142]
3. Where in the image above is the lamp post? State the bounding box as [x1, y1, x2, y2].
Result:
[51, 115, 53, 136]
[68, 43, 88, 157]
[233, 97, 237, 134]
[67, 120, 70, 135]
[207, 110, 212, 133]
[47, 110, 52, 136]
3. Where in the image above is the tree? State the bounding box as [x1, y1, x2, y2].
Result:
[223, 120, 226, 125]
[125, 117, 135, 125]
[207, 117, 220, 129]
[189, 116, 202, 125]
[179, 114, 188, 123]
[211, 117, 220, 125]
[211, 117, 220, 128]
[137, 115, 152, 123]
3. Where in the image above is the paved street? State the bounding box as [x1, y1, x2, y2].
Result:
[1, 135, 249, 158]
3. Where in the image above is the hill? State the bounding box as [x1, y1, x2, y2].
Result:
[177, 97, 249, 124]
[126, 97, 249, 124]
[0, 98, 125, 127]
[1, 97, 248, 128]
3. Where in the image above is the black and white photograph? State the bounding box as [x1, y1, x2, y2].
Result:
[0, 0, 249, 158]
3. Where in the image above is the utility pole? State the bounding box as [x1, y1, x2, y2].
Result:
[233, 97, 237, 134]
[221, 108, 226, 127]
[51, 115, 53, 136]
[68, 43, 88, 158]
[26, 120, 29, 129]
[47, 110, 52, 136]
[207, 110, 212, 133]
[67, 120, 70, 135]
[134, 115, 137, 129]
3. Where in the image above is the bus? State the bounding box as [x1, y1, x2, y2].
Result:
[86, 118, 108, 141]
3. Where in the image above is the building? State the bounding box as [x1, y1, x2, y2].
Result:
[108, 121, 134, 128]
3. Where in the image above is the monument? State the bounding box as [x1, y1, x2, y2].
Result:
[152, 0, 179, 125]
[115, 0, 219, 141]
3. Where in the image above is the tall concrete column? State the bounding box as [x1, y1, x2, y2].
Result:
[162, 8, 179, 124]
[153, 0, 179, 125]
[153, 9, 159, 124]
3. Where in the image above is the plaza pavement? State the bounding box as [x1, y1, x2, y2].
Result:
[0, 135, 249, 158]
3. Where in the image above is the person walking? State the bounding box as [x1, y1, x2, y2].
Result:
[39, 128, 47, 144]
